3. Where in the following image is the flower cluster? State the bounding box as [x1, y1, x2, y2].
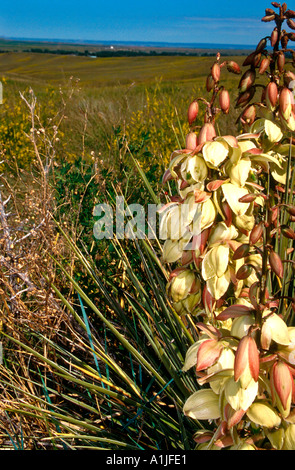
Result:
[161, 3, 295, 450]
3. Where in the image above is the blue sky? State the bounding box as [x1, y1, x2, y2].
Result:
[0, 1, 281, 45]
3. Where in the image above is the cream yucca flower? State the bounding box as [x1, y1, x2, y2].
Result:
[202, 140, 229, 168]
[183, 389, 221, 420]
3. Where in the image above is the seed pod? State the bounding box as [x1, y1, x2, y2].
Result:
[265, 81, 278, 110]
[269, 250, 284, 278]
[188, 100, 199, 126]
[211, 63, 220, 82]
[219, 89, 230, 114]
[239, 69, 256, 92]
[197, 123, 216, 145]
[227, 60, 241, 74]
[259, 57, 270, 74]
[287, 18, 295, 30]
[277, 51, 285, 72]
[250, 222, 264, 245]
[236, 87, 255, 108]
[271, 27, 279, 47]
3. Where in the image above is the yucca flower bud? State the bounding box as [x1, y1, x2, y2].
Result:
[206, 74, 215, 92]
[236, 87, 255, 108]
[238, 69, 256, 93]
[195, 338, 224, 371]
[234, 335, 259, 389]
[269, 250, 284, 278]
[197, 123, 216, 145]
[211, 63, 220, 82]
[270, 361, 293, 418]
[243, 52, 261, 67]
[236, 264, 252, 280]
[185, 131, 198, 150]
[241, 105, 256, 126]
[232, 243, 250, 261]
[188, 100, 199, 126]
[265, 82, 278, 110]
[271, 27, 279, 47]
[256, 37, 267, 53]
[227, 60, 241, 74]
[287, 18, 295, 30]
[279, 87, 294, 121]
[261, 14, 276, 22]
[285, 9, 295, 18]
[281, 225, 295, 239]
[277, 51, 285, 72]
[168, 268, 200, 304]
[219, 89, 230, 114]
[259, 57, 270, 75]
[284, 70, 295, 87]
[250, 222, 264, 245]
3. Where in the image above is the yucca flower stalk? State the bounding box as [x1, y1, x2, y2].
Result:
[161, 2, 295, 450]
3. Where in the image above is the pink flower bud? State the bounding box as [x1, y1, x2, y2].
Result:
[269, 250, 284, 278]
[185, 132, 198, 150]
[277, 51, 285, 72]
[250, 222, 264, 245]
[238, 69, 256, 92]
[241, 105, 256, 125]
[196, 339, 223, 371]
[234, 336, 260, 387]
[227, 61, 241, 74]
[219, 89, 230, 114]
[188, 100, 199, 126]
[236, 87, 255, 108]
[211, 63, 220, 82]
[259, 57, 270, 74]
[279, 87, 294, 121]
[265, 82, 278, 110]
[270, 361, 293, 413]
[243, 52, 261, 67]
[197, 123, 216, 145]
[206, 74, 215, 92]
[287, 18, 295, 30]
[271, 27, 279, 47]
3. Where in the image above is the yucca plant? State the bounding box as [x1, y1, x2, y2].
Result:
[161, 2, 295, 450]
